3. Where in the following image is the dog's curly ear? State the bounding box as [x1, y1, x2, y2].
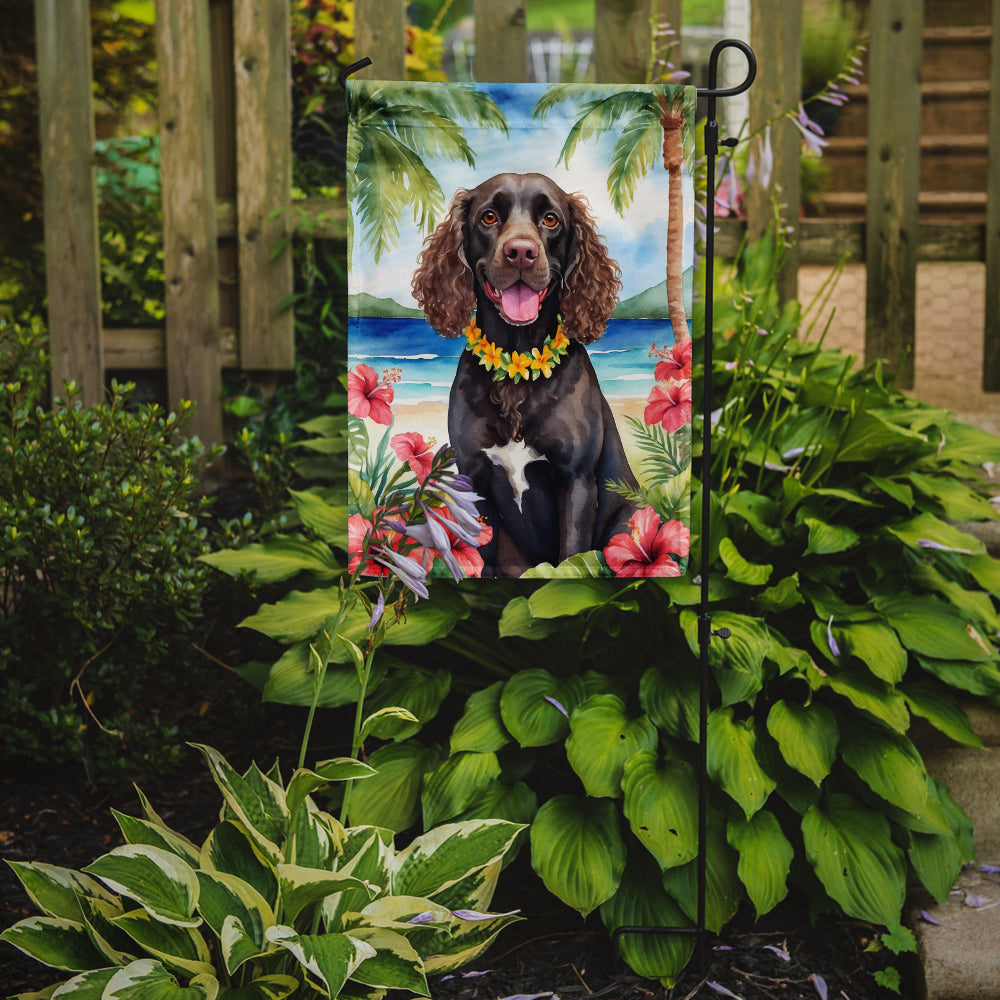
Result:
[411, 190, 475, 338]
[562, 192, 622, 345]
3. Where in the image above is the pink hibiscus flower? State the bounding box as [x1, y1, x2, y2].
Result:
[391, 432, 434, 482]
[644, 378, 692, 433]
[652, 339, 692, 382]
[604, 507, 690, 578]
[348, 364, 394, 425]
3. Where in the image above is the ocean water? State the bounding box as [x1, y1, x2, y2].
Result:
[348, 316, 684, 405]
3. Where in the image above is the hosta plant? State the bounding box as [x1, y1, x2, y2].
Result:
[1, 744, 523, 999]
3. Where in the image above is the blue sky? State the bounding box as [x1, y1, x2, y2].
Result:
[350, 81, 695, 310]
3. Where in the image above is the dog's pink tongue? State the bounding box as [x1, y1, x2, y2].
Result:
[500, 282, 541, 323]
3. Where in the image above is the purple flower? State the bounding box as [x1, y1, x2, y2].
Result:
[763, 944, 790, 961]
[747, 125, 774, 191]
[791, 104, 829, 156]
[812, 974, 828, 1000]
[428, 478, 485, 540]
[706, 983, 742, 999]
[451, 908, 520, 921]
[544, 695, 569, 717]
[827, 616, 841, 658]
[407, 911, 438, 925]
[367, 591, 385, 631]
[370, 543, 429, 600]
[917, 538, 973, 554]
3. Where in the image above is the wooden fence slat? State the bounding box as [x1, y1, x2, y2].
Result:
[864, 0, 923, 390]
[474, 0, 527, 82]
[157, 0, 223, 444]
[34, 0, 103, 405]
[233, 0, 294, 369]
[747, 0, 801, 305]
[983, 0, 1000, 390]
[355, 0, 406, 80]
[594, 0, 652, 83]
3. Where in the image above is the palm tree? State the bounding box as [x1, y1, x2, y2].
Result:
[533, 84, 695, 341]
[347, 82, 509, 262]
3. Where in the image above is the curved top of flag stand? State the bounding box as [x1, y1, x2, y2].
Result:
[698, 38, 757, 101]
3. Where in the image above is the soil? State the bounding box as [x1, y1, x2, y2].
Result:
[0, 733, 913, 1000]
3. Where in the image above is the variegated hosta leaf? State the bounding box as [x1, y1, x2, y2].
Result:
[285, 760, 375, 823]
[420, 751, 501, 829]
[499, 669, 585, 747]
[727, 810, 793, 917]
[391, 820, 524, 901]
[195, 871, 274, 974]
[112, 810, 202, 868]
[214, 974, 299, 1000]
[191, 745, 288, 863]
[424, 859, 501, 915]
[599, 854, 694, 987]
[200, 822, 278, 910]
[344, 926, 429, 994]
[566, 695, 658, 798]
[276, 865, 376, 925]
[45, 966, 117, 997]
[110, 908, 214, 978]
[706, 707, 776, 818]
[802, 793, 906, 926]
[621, 751, 699, 871]
[0, 916, 107, 972]
[288, 802, 344, 870]
[4, 861, 118, 922]
[421, 906, 522, 975]
[265, 926, 376, 998]
[83, 846, 200, 928]
[529, 795, 626, 917]
[77, 894, 135, 966]
[323, 829, 393, 931]
[450, 681, 511, 754]
[765, 700, 838, 786]
[102, 958, 218, 999]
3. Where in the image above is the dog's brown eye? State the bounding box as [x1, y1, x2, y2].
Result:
[541, 212, 560, 229]
[481, 210, 498, 225]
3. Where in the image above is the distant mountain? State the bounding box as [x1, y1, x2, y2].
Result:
[611, 282, 670, 319]
[349, 292, 424, 319]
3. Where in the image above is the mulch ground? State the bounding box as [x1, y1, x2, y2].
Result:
[1, 736, 914, 1000]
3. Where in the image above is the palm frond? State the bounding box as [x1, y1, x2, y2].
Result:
[626, 415, 692, 483]
[607, 111, 662, 214]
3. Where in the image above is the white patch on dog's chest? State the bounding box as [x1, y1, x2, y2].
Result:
[483, 441, 548, 511]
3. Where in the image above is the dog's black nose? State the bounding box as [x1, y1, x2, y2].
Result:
[504, 238, 538, 270]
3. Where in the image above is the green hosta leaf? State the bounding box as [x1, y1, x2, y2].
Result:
[265, 926, 375, 997]
[103, 959, 218, 1000]
[765, 700, 838, 786]
[111, 908, 214, 977]
[112, 812, 201, 868]
[839, 718, 928, 816]
[724, 490, 784, 545]
[718, 537, 772, 585]
[200, 822, 278, 910]
[345, 926, 428, 994]
[347, 740, 442, 832]
[834, 410, 927, 463]
[755, 573, 805, 613]
[195, 871, 273, 974]
[200, 535, 340, 583]
[599, 853, 694, 987]
[967, 553, 1000, 597]
[359, 706, 421, 742]
[0, 916, 107, 971]
[727, 811, 793, 918]
[362, 667, 451, 740]
[901, 680, 982, 748]
[453, 779, 538, 827]
[907, 471, 998, 521]
[834, 621, 907, 684]
[529, 795, 626, 917]
[875, 594, 995, 662]
[639, 665, 699, 742]
[802, 793, 906, 926]
[803, 517, 859, 556]
[83, 846, 200, 928]
[216, 975, 299, 1000]
[261, 644, 381, 708]
[277, 865, 374, 925]
[285, 759, 376, 822]
[393, 820, 524, 900]
[911, 562, 1000, 633]
[499, 670, 584, 747]
[681, 610, 770, 706]
[866, 474, 914, 509]
[421, 751, 502, 828]
[566, 695, 658, 798]
[527, 579, 619, 617]
[450, 682, 511, 754]
[289, 488, 348, 544]
[936, 420, 1000, 464]
[497, 597, 565, 639]
[707, 708, 776, 818]
[661, 811, 741, 933]
[916, 655, 1000, 697]
[4, 862, 117, 922]
[621, 751, 699, 870]
[909, 826, 966, 905]
[811, 662, 910, 732]
[191, 746, 287, 863]
[885, 512, 985, 556]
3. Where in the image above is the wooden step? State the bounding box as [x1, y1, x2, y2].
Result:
[922, 0, 992, 28]
[922, 25, 993, 83]
[832, 80, 991, 137]
[812, 190, 987, 222]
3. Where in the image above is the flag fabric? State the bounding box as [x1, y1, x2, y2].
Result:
[347, 80, 696, 580]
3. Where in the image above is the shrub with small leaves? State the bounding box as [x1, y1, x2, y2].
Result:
[0, 317, 220, 783]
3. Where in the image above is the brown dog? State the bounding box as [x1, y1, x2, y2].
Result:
[412, 172, 638, 576]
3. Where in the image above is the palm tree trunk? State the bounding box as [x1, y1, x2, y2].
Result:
[659, 93, 689, 342]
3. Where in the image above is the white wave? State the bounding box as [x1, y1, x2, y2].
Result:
[349, 353, 440, 361]
[603, 373, 654, 383]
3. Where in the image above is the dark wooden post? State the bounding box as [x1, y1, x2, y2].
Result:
[157, 0, 223, 444]
[34, 0, 104, 405]
[983, 0, 1000, 391]
[864, 0, 923, 389]
[747, 0, 801, 305]
[355, 0, 406, 79]
[594, 0, 652, 83]
[474, 0, 527, 82]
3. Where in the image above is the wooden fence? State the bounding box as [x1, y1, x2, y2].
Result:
[33, 0, 1000, 445]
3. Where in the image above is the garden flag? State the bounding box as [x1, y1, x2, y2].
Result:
[347, 80, 695, 580]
